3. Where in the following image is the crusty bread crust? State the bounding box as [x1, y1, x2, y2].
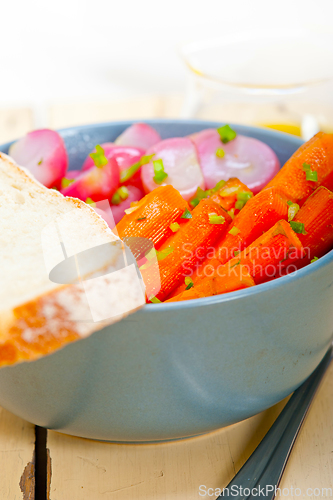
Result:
[0, 153, 145, 367]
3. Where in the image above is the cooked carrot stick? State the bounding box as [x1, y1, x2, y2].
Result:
[264, 132, 333, 205]
[170, 187, 290, 296]
[115, 185, 188, 257]
[168, 219, 303, 301]
[166, 265, 255, 302]
[278, 187, 333, 273]
[209, 177, 253, 214]
[141, 199, 232, 302]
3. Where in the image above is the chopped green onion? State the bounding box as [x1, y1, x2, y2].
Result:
[302, 162, 312, 171]
[170, 222, 180, 232]
[290, 221, 307, 235]
[181, 208, 192, 219]
[89, 144, 108, 168]
[140, 154, 155, 165]
[157, 246, 174, 261]
[153, 159, 168, 184]
[137, 217, 146, 221]
[229, 226, 241, 236]
[216, 148, 225, 158]
[287, 200, 294, 206]
[237, 191, 253, 202]
[234, 250, 240, 256]
[184, 277, 194, 290]
[149, 295, 161, 304]
[120, 154, 156, 183]
[306, 170, 318, 182]
[227, 209, 235, 219]
[124, 205, 139, 215]
[208, 213, 225, 224]
[235, 200, 245, 211]
[61, 177, 75, 189]
[288, 202, 300, 222]
[217, 124, 237, 144]
[230, 259, 241, 268]
[311, 256, 319, 263]
[85, 197, 96, 207]
[38, 158, 43, 165]
[111, 186, 129, 205]
[190, 180, 226, 208]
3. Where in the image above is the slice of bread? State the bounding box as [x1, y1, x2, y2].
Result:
[0, 153, 145, 367]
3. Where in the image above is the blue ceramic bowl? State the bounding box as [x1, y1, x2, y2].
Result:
[0, 120, 332, 442]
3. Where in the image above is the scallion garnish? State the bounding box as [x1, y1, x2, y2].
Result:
[181, 208, 192, 219]
[217, 124, 237, 144]
[306, 170, 318, 182]
[61, 177, 75, 189]
[216, 148, 225, 158]
[137, 217, 146, 221]
[302, 163, 312, 171]
[38, 158, 43, 165]
[149, 295, 161, 303]
[208, 213, 225, 225]
[229, 226, 241, 236]
[111, 186, 129, 205]
[156, 246, 174, 261]
[235, 200, 245, 210]
[153, 159, 168, 184]
[311, 256, 319, 263]
[290, 221, 307, 235]
[85, 197, 96, 207]
[170, 222, 180, 232]
[120, 154, 156, 183]
[185, 277, 194, 290]
[234, 250, 240, 256]
[288, 202, 300, 222]
[287, 200, 294, 206]
[237, 191, 253, 202]
[189, 180, 226, 208]
[89, 145, 108, 168]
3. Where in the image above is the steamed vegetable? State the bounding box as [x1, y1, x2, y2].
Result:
[9, 129, 68, 189]
[141, 199, 231, 302]
[114, 123, 161, 150]
[166, 264, 255, 302]
[116, 185, 189, 252]
[141, 137, 205, 201]
[61, 153, 119, 202]
[191, 128, 280, 194]
[265, 132, 333, 204]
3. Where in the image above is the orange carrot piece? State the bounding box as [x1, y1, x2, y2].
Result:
[209, 177, 253, 214]
[264, 132, 333, 205]
[280, 187, 333, 272]
[141, 199, 231, 302]
[223, 220, 303, 284]
[171, 187, 290, 295]
[116, 185, 188, 255]
[165, 265, 255, 302]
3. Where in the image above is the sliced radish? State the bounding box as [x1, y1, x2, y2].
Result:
[65, 170, 81, 180]
[191, 129, 280, 194]
[9, 129, 68, 189]
[82, 144, 145, 190]
[110, 185, 144, 226]
[141, 138, 205, 201]
[114, 123, 161, 151]
[61, 157, 119, 202]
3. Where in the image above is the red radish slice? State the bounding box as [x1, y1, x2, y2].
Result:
[82, 144, 145, 190]
[65, 170, 80, 179]
[9, 129, 68, 189]
[61, 157, 119, 202]
[141, 138, 205, 201]
[110, 186, 144, 225]
[114, 123, 161, 151]
[191, 129, 280, 194]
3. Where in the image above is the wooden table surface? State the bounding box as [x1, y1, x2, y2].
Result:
[0, 97, 332, 500]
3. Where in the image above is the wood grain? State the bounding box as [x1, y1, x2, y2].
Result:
[47, 398, 288, 500]
[0, 406, 35, 500]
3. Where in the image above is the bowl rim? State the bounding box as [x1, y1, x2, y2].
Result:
[2, 118, 332, 313]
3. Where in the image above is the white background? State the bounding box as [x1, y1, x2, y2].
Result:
[0, 0, 333, 108]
